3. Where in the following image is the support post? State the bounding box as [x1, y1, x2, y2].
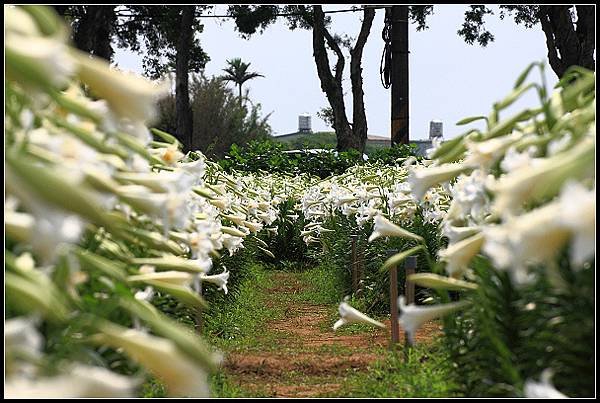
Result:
[193, 276, 203, 335]
[403, 256, 417, 361]
[350, 235, 358, 293]
[390, 5, 410, 146]
[357, 237, 364, 294]
[387, 249, 400, 350]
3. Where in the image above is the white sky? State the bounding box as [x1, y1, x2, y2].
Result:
[114, 4, 558, 140]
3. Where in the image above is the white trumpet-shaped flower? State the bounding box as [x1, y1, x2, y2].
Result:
[398, 296, 469, 343]
[523, 369, 568, 398]
[557, 181, 595, 266]
[199, 269, 230, 295]
[93, 326, 214, 397]
[438, 233, 485, 278]
[73, 51, 169, 124]
[482, 201, 570, 285]
[5, 364, 141, 398]
[333, 301, 386, 330]
[408, 163, 469, 201]
[368, 214, 422, 243]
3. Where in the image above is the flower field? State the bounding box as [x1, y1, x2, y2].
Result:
[5, 6, 595, 398]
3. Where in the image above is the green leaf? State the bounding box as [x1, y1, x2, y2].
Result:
[456, 116, 488, 126]
[513, 62, 537, 89]
[142, 280, 207, 310]
[131, 256, 209, 273]
[408, 273, 478, 291]
[119, 298, 220, 372]
[380, 246, 424, 272]
[150, 128, 181, 147]
[75, 248, 128, 282]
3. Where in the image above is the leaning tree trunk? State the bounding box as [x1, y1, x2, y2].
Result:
[176, 6, 194, 151]
[73, 6, 116, 61]
[312, 5, 353, 151]
[539, 5, 595, 78]
[349, 8, 375, 154]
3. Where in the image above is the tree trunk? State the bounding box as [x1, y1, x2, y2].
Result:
[312, 5, 353, 151]
[73, 6, 116, 61]
[176, 6, 194, 151]
[238, 83, 243, 105]
[538, 5, 595, 78]
[349, 8, 375, 154]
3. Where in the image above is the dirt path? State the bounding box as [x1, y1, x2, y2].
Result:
[220, 271, 441, 398]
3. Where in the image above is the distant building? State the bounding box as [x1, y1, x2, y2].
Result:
[411, 120, 444, 157]
[298, 113, 312, 133]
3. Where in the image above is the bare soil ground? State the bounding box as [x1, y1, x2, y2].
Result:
[221, 271, 441, 397]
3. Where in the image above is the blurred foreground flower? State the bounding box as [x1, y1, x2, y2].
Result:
[93, 324, 217, 397]
[5, 364, 140, 398]
[523, 369, 568, 398]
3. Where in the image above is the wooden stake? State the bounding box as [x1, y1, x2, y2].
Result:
[350, 235, 358, 293]
[404, 256, 417, 361]
[387, 249, 400, 350]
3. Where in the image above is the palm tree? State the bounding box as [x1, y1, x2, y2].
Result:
[220, 58, 264, 104]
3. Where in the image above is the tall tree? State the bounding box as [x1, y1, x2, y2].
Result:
[229, 5, 376, 153]
[312, 5, 375, 152]
[51, 5, 116, 61]
[175, 6, 195, 150]
[447, 5, 595, 78]
[53, 5, 211, 150]
[220, 58, 264, 104]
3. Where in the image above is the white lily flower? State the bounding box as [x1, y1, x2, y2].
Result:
[398, 296, 469, 343]
[117, 185, 190, 232]
[482, 202, 570, 285]
[6, 26, 74, 90]
[242, 220, 263, 234]
[368, 214, 422, 243]
[5, 317, 43, 373]
[438, 233, 485, 278]
[408, 163, 469, 201]
[557, 181, 595, 266]
[200, 269, 230, 295]
[134, 286, 155, 302]
[524, 369, 568, 398]
[222, 213, 247, 226]
[450, 170, 491, 223]
[333, 301, 385, 330]
[5, 364, 141, 398]
[209, 197, 230, 210]
[178, 158, 206, 177]
[128, 271, 193, 287]
[463, 131, 523, 169]
[150, 145, 185, 166]
[491, 137, 594, 214]
[222, 234, 244, 256]
[442, 223, 480, 244]
[93, 327, 215, 397]
[547, 133, 572, 156]
[73, 51, 169, 124]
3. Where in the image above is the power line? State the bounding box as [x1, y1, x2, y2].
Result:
[63, 6, 391, 20]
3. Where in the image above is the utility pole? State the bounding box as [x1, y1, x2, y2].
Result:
[390, 5, 409, 145]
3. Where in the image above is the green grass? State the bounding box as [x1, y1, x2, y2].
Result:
[202, 263, 281, 350]
[330, 341, 459, 398]
[141, 263, 459, 398]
